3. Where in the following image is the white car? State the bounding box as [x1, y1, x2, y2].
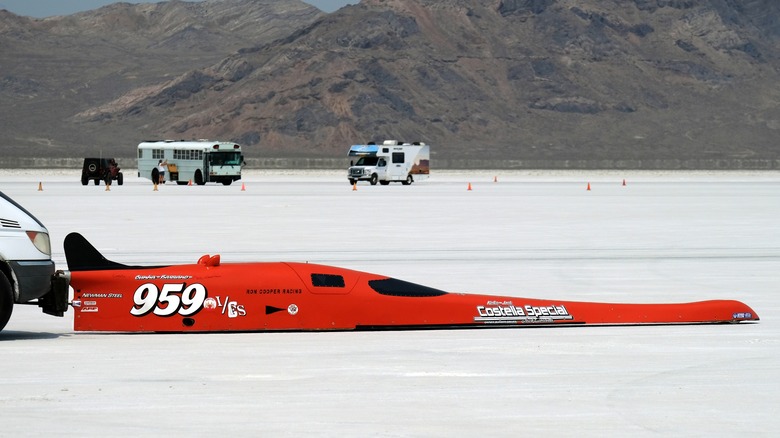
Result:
[1, 191, 66, 331]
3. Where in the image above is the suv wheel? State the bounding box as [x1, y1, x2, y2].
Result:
[370, 174, 378, 185]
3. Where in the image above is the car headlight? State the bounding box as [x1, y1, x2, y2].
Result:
[26, 231, 52, 256]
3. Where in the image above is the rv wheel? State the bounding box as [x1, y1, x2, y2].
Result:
[402, 175, 414, 185]
[117, 173, 123, 185]
[370, 174, 378, 185]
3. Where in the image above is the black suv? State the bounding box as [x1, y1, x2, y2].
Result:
[81, 158, 123, 186]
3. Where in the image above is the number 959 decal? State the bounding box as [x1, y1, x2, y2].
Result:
[131, 283, 207, 317]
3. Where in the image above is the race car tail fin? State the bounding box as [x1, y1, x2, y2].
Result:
[64, 232, 130, 271]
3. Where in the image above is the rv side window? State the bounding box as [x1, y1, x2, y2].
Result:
[392, 152, 404, 164]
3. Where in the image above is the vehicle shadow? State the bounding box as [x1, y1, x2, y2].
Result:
[0, 330, 63, 341]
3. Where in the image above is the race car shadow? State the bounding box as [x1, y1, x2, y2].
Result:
[0, 330, 63, 341]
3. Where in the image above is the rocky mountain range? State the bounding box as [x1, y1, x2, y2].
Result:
[2, 0, 779, 168]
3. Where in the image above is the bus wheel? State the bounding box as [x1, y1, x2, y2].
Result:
[222, 180, 232, 186]
[195, 170, 205, 185]
[370, 174, 378, 185]
[402, 175, 413, 185]
[0, 271, 13, 332]
[151, 168, 159, 184]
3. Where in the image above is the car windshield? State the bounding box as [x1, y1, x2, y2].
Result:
[209, 152, 242, 166]
[355, 157, 379, 166]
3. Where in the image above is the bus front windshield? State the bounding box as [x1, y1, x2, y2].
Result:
[209, 152, 242, 166]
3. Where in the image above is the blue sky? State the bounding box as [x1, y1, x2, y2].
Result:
[0, 0, 356, 17]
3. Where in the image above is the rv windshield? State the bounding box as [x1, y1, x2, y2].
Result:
[209, 152, 242, 166]
[355, 157, 379, 166]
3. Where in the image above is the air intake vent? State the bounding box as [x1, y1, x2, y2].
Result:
[1, 218, 21, 228]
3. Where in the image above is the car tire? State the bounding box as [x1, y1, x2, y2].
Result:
[117, 173, 123, 186]
[0, 271, 13, 332]
[370, 174, 378, 185]
[81, 176, 88, 185]
[93, 179, 100, 186]
[349, 179, 356, 185]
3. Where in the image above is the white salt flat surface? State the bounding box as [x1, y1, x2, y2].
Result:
[1, 169, 778, 436]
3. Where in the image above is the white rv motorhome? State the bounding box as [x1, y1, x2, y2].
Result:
[347, 140, 430, 185]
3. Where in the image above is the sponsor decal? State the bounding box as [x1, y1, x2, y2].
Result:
[733, 312, 752, 319]
[134, 274, 193, 281]
[203, 297, 217, 310]
[246, 288, 302, 295]
[81, 306, 99, 313]
[474, 300, 573, 324]
[82, 293, 123, 298]
[287, 304, 299, 315]
[84, 301, 97, 306]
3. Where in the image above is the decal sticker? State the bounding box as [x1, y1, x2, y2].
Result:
[82, 293, 123, 298]
[130, 283, 207, 317]
[81, 306, 99, 313]
[288, 304, 299, 315]
[474, 301, 573, 324]
[733, 312, 752, 319]
[135, 275, 192, 281]
[203, 297, 217, 310]
[246, 288, 302, 295]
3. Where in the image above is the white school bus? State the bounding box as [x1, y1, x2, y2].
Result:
[137, 140, 244, 185]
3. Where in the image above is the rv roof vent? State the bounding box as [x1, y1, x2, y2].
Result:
[368, 141, 376, 145]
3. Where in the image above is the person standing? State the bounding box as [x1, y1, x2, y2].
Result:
[157, 159, 168, 184]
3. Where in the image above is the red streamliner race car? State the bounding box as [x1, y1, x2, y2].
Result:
[63, 233, 759, 333]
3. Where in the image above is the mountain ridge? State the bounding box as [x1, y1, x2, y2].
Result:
[2, 0, 779, 168]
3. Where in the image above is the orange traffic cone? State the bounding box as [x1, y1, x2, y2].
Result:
[188, 179, 192, 186]
[37, 182, 43, 191]
[467, 182, 472, 191]
[241, 182, 246, 191]
[587, 182, 591, 191]
[352, 183, 357, 191]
